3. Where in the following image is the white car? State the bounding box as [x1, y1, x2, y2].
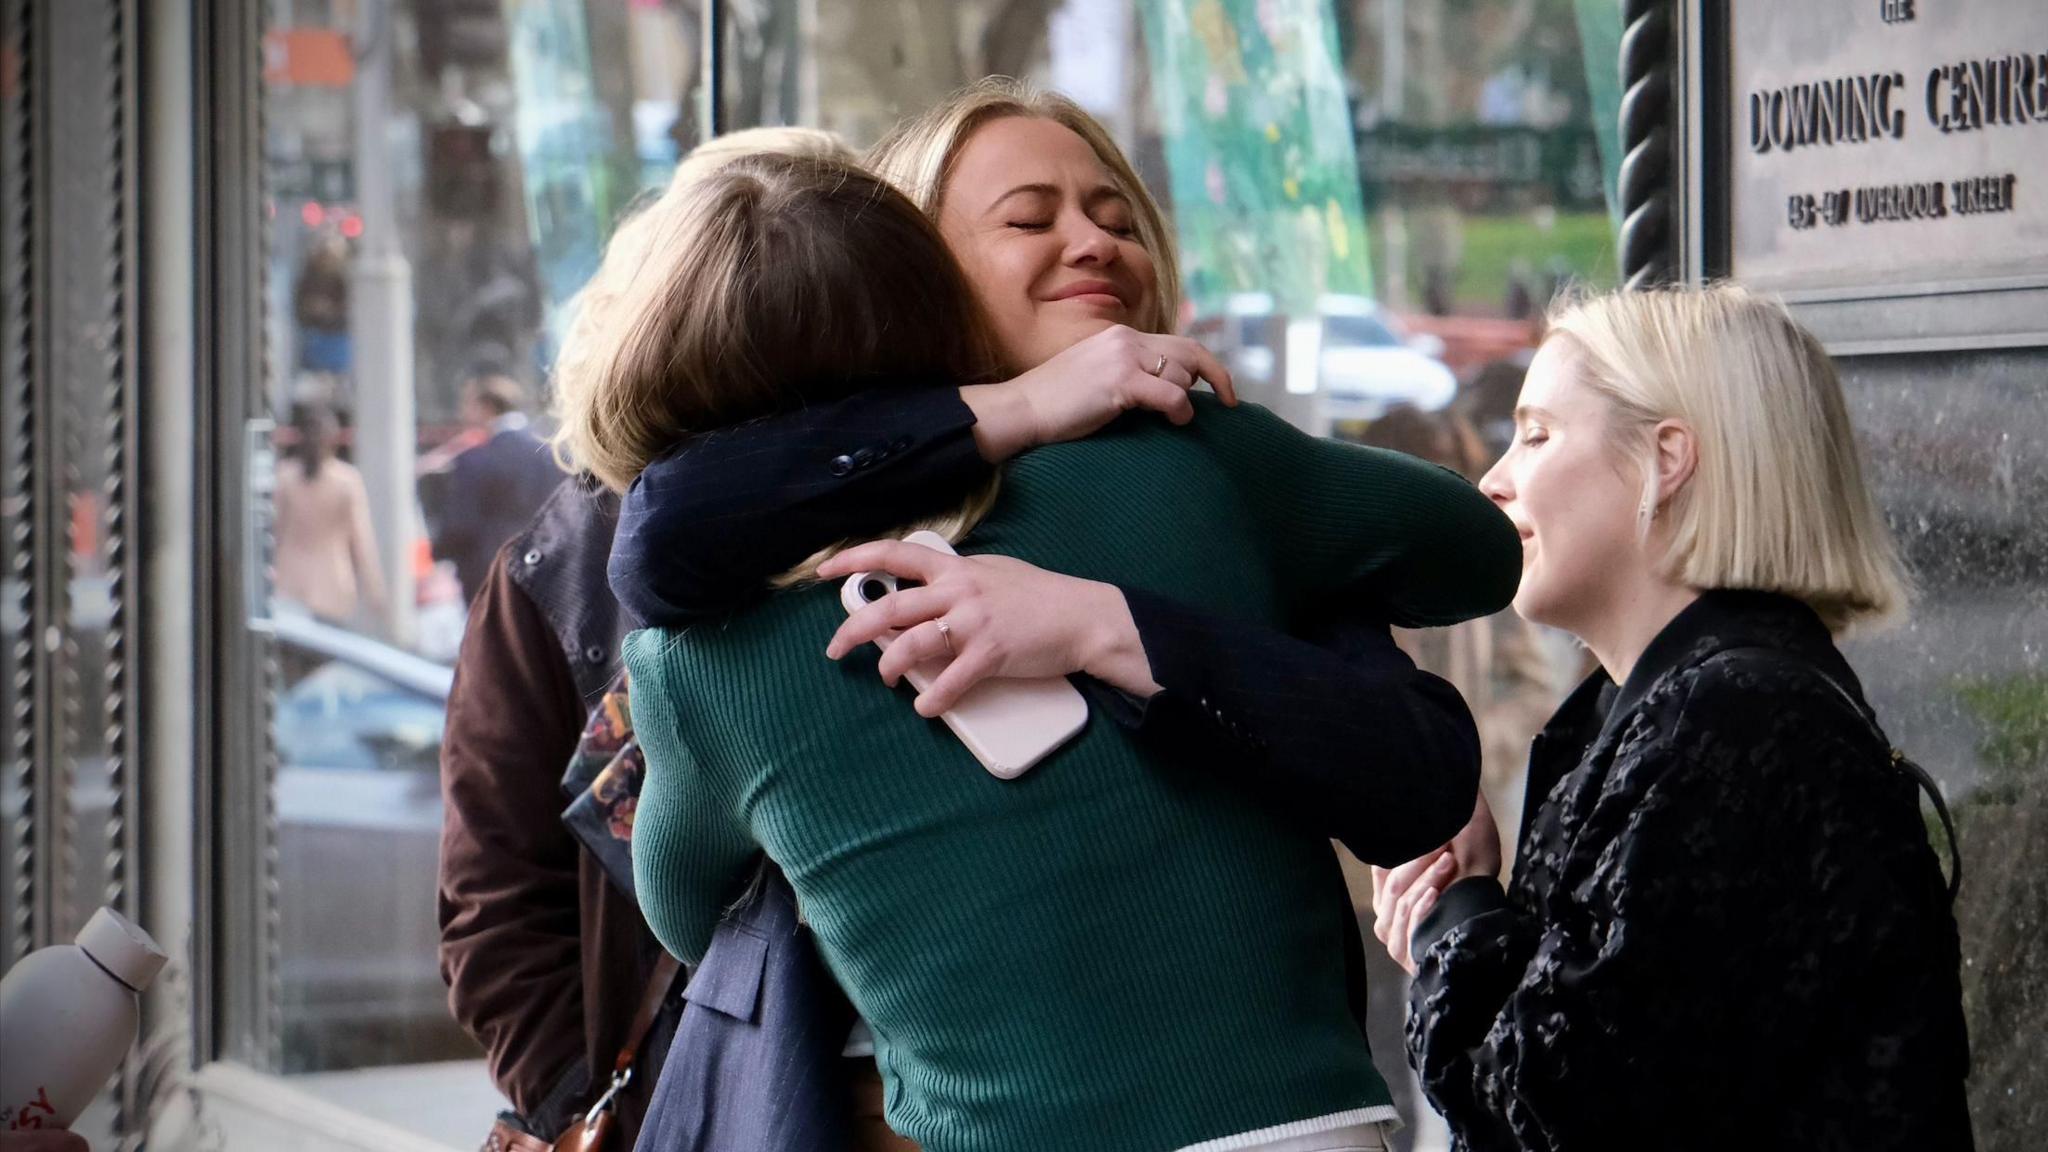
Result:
[270, 612, 473, 1072]
[1220, 294, 1456, 421]
[1313, 300, 1457, 420]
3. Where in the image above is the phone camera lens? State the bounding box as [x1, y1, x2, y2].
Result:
[860, 577, 893, 603]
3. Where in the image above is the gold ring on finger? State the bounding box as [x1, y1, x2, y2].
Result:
[934, 618, 955, 657]
[1150, 354, 1168, 376]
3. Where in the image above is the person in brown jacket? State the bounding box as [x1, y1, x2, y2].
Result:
[436, 478, 670, 1142]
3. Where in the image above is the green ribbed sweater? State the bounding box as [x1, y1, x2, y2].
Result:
[627, 397, 1520, 1152]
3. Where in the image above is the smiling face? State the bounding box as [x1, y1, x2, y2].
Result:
[1478, 339, 1653, 635]
[936, 116, 1159, 372]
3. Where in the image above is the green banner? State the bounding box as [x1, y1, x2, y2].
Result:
[1140, 0, 1373, 316]
[1572, 0, 1625, 227]
[1354, 123, 1607, 213]
[505, 0, 621, 344]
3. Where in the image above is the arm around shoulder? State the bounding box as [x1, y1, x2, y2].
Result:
[1187, 399, 1521, 627]
[610, 387, 989, 626]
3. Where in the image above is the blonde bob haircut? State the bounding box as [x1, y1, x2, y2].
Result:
[866, 76, 1183, 340]
[1545, 283, 1908, 634]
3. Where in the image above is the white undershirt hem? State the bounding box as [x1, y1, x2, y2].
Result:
[1175, 1105, 1403, 1152]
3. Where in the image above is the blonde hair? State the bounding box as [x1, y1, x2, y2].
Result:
[866, 77, 1182, 338]
[551, 127, 859, 475]
[668, 125, 852, 189]
[550, 151, 998, 493]
[1546, 283, 1909, 634]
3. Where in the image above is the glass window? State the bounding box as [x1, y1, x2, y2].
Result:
[1836, 349, 2047, 1137]
[254, 0, 705, 1135]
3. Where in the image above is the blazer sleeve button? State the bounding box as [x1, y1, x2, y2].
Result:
[829, 454, 856, 476]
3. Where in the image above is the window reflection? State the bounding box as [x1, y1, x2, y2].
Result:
[258, 0, 708, 1090]
[1836, 350, 2046, 1137]
[274, 614, 455, 1073]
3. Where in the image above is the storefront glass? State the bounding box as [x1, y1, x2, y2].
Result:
[255, 0, 709, 1116]
[1838, 349, 2048, 1142]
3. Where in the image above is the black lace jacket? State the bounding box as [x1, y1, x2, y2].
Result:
[1407, 590, 1973, 1151]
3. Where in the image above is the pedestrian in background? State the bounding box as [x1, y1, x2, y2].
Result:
[293, 234, 351, 378]
[273, 399, 383, 627]
[424, 373, 564, 606]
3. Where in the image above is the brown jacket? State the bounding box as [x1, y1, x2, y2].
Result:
[437, 482, 667, 1141]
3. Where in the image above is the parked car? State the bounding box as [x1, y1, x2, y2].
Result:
[1312, 296, 1458, 419]
[1219, 293, 1458, 421]
[271, 611, 475, 1072]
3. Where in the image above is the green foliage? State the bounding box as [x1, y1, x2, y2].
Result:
[1390, 210, 1617, 310]
[1955, 672, 2048, 794]
[1949, 670, 2047, 1146]
[1143, 0, 1375, 315]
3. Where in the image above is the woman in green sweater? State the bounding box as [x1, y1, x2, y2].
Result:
[555, 142, 1517, 1152]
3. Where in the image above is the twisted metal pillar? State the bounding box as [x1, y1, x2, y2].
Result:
[1, 0, 41, 972]
[1, 0, 147, 1134]
[1619, 0, 1678, 288]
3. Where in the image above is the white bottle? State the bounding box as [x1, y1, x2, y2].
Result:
[1, 907, 167, 1132]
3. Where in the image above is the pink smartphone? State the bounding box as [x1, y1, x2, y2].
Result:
[840, 531, 1089, 779]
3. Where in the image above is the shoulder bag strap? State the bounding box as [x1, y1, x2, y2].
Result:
[622, 951, 686, 1075]
[586, 951, 686, 1119]
[484, 954, 684, 1152]
[540, 951, 685, 1152]
[1719, 647, 1961, 902]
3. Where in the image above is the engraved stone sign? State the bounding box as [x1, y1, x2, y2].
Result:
[1729, 0, 2048, 292]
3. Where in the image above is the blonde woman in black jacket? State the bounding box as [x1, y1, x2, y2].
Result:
[1373, 284, 1972, 1150]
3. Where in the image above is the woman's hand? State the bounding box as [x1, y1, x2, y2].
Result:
[1371, 849, 1456, 975]
[1371, 795, 1504, 974]
[818, 540, 1161, 716]
[960, 325, 1236, 462]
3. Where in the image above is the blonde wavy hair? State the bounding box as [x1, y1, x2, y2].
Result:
[1546, 283, 1909, 634]
[866, 76, 1183, 338]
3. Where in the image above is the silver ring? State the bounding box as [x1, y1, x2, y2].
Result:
[1150, 354, 1168, 376]
[934, 618, 955, 657]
